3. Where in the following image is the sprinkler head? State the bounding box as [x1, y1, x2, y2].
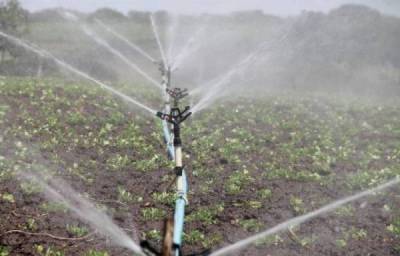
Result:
[167, 88, 189, 102]
[156, 106, 192, 125]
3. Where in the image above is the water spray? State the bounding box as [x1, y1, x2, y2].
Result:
[151, 14, 169, 69]
[0, 30, 157, 116]
[94, 18, 157, 64]
[59, 11, 163, 90]
[210, 178, 400, 256]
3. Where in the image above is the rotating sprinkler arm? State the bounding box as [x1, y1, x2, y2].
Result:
[156, 106, 192, 126]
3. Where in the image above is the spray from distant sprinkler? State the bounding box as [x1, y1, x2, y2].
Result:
[81, 25, 162, 89]
[94, 18, 157, 64]
[0, 31, 157, 116]
[171, 24, 207, 71]
[190, 21, 296, 114]
[60, 11, 162, 90]
[151, 14, 169, 69]
[166, 14, 180, 63]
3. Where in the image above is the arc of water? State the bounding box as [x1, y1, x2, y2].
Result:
[166, 14, 180, 63]
[171, 22, 208, 71]
[210, 178, 400, 256]
[190, 44, 265, 113]
[191, 22, 295, 114]
[80, 25, 162, 90]
[150, 14, 168, 68]
[0, 31, 157, 116]
[59, 11, 162, 90]
[22, 173, 145, 255]
[94, 19, 157, 64]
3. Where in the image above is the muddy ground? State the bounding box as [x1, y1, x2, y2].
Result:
[0, 78, 399, 255]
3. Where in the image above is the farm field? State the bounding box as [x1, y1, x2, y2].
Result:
[0, 77, 399, 255]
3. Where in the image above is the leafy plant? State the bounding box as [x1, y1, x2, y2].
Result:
[66, 224, 89, 237]
[0, 246, 9, 256]
[187, 204, 224, 225]
[387, 217, 400, 237]
[239, 219, 263, 232]
[34, 245, 64, 256]
[141, 207, 166, 221]
[289, 196, 306, 215]
[84, 250, 109, 256]
[117, 186, 134, 203]
[225, 169, 254, 194]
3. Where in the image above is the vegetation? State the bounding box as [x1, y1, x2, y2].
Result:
[0, 76, 398, 254]
[0, 1, 399, 255]
[0, 0, 27, 63]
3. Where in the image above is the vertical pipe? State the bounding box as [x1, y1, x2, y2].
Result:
[173, 170, 188, 253]
[163, 120, 175, 160]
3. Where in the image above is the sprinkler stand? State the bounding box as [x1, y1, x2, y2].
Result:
[157, 102, 191, 256]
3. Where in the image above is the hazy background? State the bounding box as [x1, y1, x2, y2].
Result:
[19, 0, 400, 17]
[1, 0, 400, 100]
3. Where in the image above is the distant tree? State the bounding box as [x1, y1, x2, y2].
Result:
[28, 8, 71, 23]
[128, 10, 150, 24]
[0, 0, 28, 63]
[232, 10, 265, 22]
[89, 8, 127, 22]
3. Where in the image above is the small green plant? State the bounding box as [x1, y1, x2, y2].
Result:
[187, 204, 224, 225]
[20, 181, 43, 195]
[184, 230, 205, 245]
[184, 228, 223, 247]
[40, 202, 68, 213]
[387, 217, 400, 237]
[254, 235, 284, 247]
[225, 169, 254, 194]
[298, 236, 318, 247]
[67, 112, 87, 125]
[247, 200, 262, 209]
[257, 188, 272, 199]
[0, 246, 9, 256]
[26, 218, 38, 231]
[66, 224, 88, 237]
[239, 219, 263, 232]
[350, 228, 367, 240]
[336, 239, 347, 248]
[289, 196, 306, 215]
[34, 245, 64, 256]
[201, 233, 223, 248]
[117, 186, 134, 203]
[335, 205, 354, 217]
[151, 191, 176, 206]
[133, 155, 160, 172]
[141, 207, 166, 221]
[106, 154, 130, 171]
[83, 250, 109, 256]
[1, 193, 15, 203]
[145, 229, 162, 242]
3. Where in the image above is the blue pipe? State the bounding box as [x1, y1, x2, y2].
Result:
[173, 171, 188, 253]
[161, 119, 188, 255]
[162, 119, 175, 160]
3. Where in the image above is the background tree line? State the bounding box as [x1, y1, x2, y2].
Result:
[0, 0, 399, 97]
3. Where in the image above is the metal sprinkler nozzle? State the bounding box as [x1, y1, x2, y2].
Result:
[156, 106, 192, 125]
[166, 88, 189, 102]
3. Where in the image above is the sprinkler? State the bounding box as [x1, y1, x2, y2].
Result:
[166, 88, 189, 107]
[143, 52, 206, 255]
[156, 90, 191, 256]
